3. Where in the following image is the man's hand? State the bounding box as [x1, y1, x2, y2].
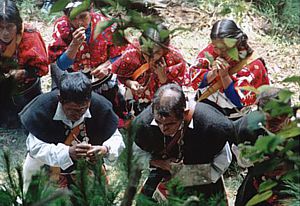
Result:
[86, 145, 108, 164]
[90, 61, 112, 80]
[69, 143, 91, 160]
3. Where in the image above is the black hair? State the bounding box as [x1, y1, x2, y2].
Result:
[0, 0, 23, 34]
[210, 19, 252, 53]
[59, 72, 92, 103]
[140, 24, 170, 47]
[152, 83, 186, 120]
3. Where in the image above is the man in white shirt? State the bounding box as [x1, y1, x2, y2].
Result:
[20, 72, 125, 192]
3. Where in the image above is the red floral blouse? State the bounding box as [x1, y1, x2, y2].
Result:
[0, 25, 48, 83]
[48, 12, 126, 71]
[111, 44, 189, 101]
[190, 44, 270, 106]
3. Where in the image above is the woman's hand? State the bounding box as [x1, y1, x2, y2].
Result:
[90, 61, 112, 80]
[71, 27, 86, 46]
[9, 69, 26, 82]
[125, 79, 144, 95]
[154, 58, 168, 84]
[66, 27, 86, 59]
[214, 57, 230, 78]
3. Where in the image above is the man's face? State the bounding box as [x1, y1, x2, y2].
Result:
[70, 11, 91, 29]
[61, 100, 90, 122]
[154, 111, 183, 137]
[0, 21, 17, 43]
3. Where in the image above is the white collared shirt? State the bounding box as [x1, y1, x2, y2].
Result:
[26, 103, 125, 170]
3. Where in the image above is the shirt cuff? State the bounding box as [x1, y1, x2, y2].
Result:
[102, 129, 125, 164]
[57, 52, 75, 70]
[199, 72, 209, 88]
[224, 81, 243, 108]
[56, 143, 74, 170]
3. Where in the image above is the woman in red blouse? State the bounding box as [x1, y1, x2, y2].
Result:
[48, 1, 126, 119]
[111, 25, 189, 115]
[190, 19, 270, 118]
[0, 0, 48, 128]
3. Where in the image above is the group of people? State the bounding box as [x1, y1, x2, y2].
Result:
[1, 0, 296, 205]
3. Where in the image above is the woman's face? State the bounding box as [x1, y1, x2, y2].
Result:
[142, 45, 164, 66]
[212, 38, 236, 59]
[70, 11, 91, 29]
[0, 21, 17, 43]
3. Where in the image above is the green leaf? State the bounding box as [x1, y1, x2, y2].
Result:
[278, 89, 293, 103]
[220, 6, 232, 15]
[112, 31, 127, 46]
[93, 20, 115, 40]
[50, 0, 71, 13]
[254, 135, 282, 153]
[257, 85, 273, 93]
[159, 29, 170, 41]
[227, 47, 239, 61]
[246, 190, 273, 206]
[258, 179, 278, 193]
[263, 100, 293, 117]
[283, 76, 300, 86]
[238, 86, 259, 94]
[224, 38, 237, 48]
[204, 52, 214, 65]
[69, 0, 91, 20]
[277, 126, 300, 139]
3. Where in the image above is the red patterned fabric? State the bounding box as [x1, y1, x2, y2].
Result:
[0, 25, 48, 82]
[18, 27, 49, 80]
[48, 12, 126, 71]
[190, 44, 270, 106]
[111, 44, 189, 101]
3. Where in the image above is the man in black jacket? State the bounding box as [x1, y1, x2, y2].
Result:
[20, 72, 125, 192]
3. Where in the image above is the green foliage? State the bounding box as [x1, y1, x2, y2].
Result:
[238, 83, 300, 205]
[227, 47, 239, 61]
[69, 0, 91, 20]
[258, 179, 278, 193]
[186, 0, 249, 22]
[283, 76, 300, 87]
[0, 150, 70, 205]
[50, 0, 70, 13]
[253, 0, 300, 35]
[246, 190, 273, 206]
[280, 180, 300, 206]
